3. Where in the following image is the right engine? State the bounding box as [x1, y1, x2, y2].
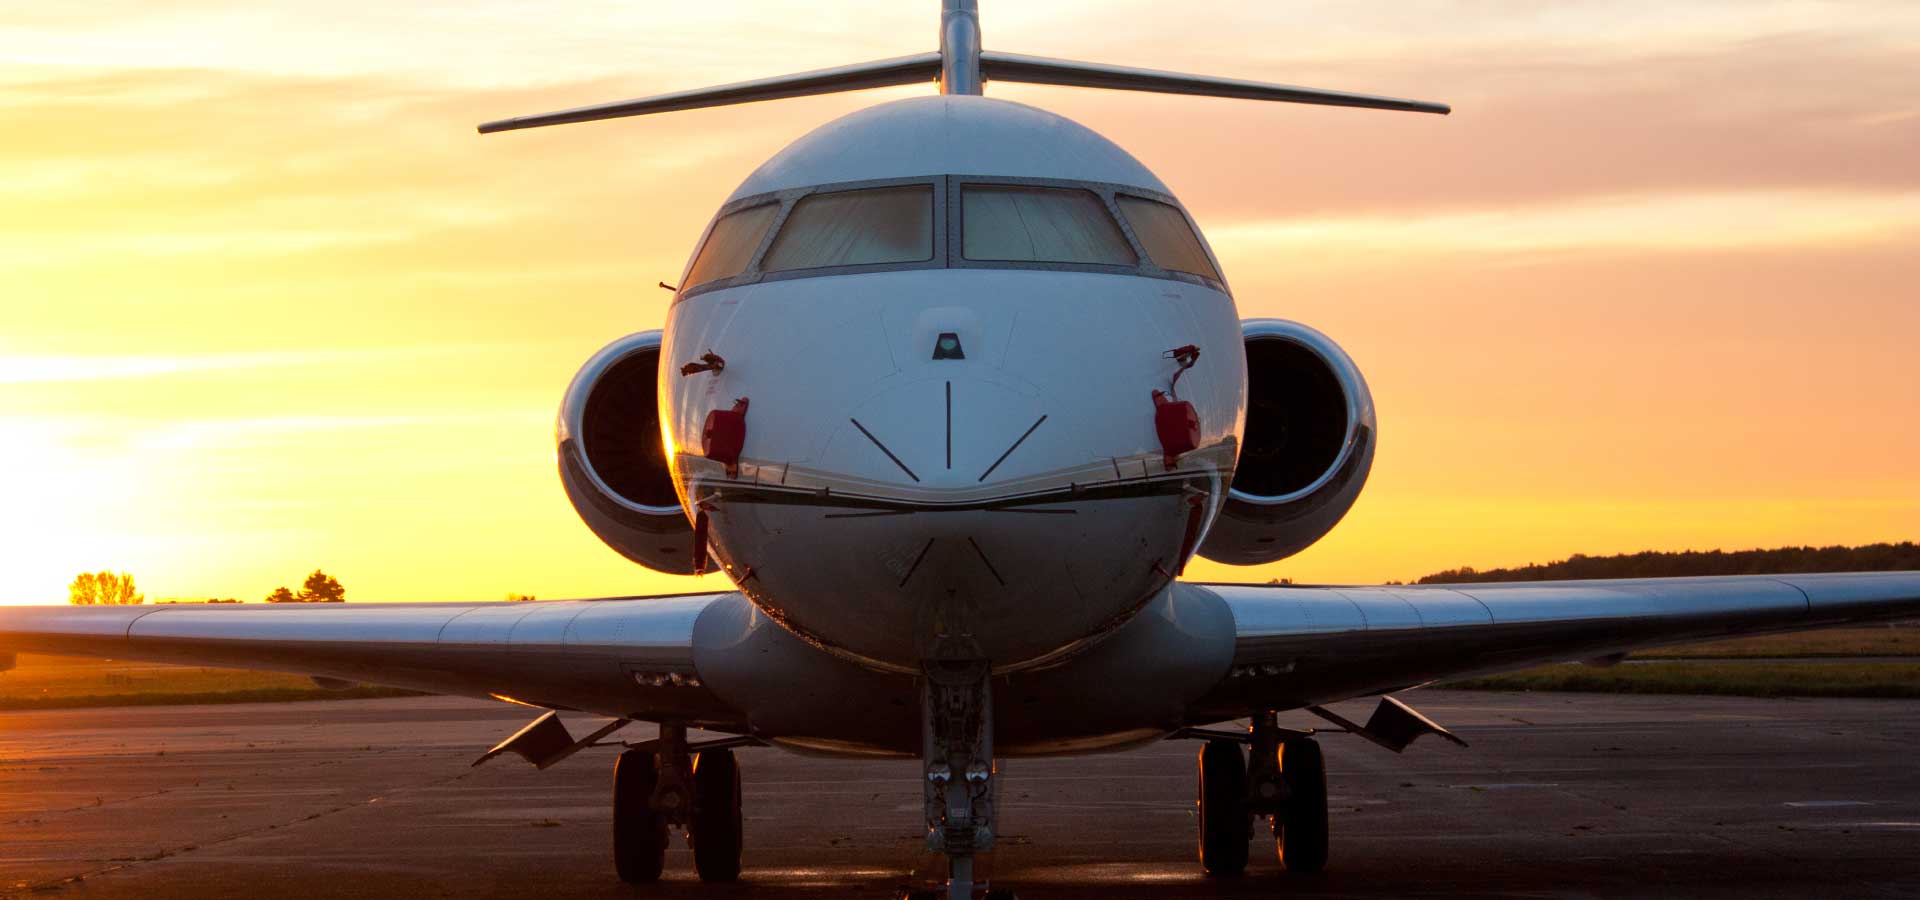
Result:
[556, 331, 698, 574]
[1197, 319, 1376, 566]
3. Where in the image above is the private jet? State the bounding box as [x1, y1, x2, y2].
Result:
[6, 3, 1917, 898]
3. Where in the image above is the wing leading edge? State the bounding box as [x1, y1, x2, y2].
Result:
[1188, 571, 1920, 719]
[0, 594, 744, 726]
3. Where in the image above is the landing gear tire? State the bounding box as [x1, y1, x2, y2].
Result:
[1277, 737, 1328, 874]
[613, 748, 669, 883]
[690, 747, 744, 882]
[1197, 739, 1251, 877]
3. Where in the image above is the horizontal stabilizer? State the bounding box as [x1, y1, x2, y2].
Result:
[478, 52, 942, 134]
[979, 51, 1450, 115]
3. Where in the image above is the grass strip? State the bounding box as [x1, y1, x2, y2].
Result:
[0, 685, 424, 711]
[1446, 661, 1920, 699]
[1637, 627, 1918, 659]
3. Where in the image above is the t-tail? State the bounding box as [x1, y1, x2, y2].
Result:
[476, 0, 1449, 134]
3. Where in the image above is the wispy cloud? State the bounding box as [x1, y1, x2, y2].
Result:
[129, 411, 542, 451]
[1207, 189, 1920, 257]
[0, 345, 547, 385]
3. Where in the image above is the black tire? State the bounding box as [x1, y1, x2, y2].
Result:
[613, 749, 669, 883]
[690, 748, 743, 882]
[1278, 737, 1328, 873]
[1197, 739, 1250, 877]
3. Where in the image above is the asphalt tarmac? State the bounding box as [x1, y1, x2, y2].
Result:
[2, 691, 1916, 899]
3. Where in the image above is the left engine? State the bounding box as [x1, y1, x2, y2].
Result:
[556, 331, 698, 574]
[1198, 319, 1376, 566]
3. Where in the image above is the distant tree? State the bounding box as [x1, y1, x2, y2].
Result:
[1417, 543, 1920, 585]
[505, 593, 537, 602]
[265, 586, 297, 603]
[298, 570, 345, 603]
[68, 571, 143, 605]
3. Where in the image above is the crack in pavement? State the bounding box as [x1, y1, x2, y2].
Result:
[17, 765, 487, 895]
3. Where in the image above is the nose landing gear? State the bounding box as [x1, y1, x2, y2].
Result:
[918, 659, 1013, 900]
[610, 723, 754, 884]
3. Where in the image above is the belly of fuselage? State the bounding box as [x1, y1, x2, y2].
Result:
[662, 269, 1245, 672]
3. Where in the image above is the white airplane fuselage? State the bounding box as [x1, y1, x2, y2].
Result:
[658, 95, 1246, 674]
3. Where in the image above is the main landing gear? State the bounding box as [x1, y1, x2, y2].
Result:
[612, 722, 750, 884]
[1196, 711, 1330, 877]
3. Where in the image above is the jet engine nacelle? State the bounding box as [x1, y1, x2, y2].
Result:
[1199, 319, 1375, 566]
[557, 331, 698, 574]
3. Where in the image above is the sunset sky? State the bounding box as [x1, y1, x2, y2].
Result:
[3, 1, 1916, 604]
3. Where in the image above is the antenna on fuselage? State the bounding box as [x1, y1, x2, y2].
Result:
[476, 0, 1447, 134]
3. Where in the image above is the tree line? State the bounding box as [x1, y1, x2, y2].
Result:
[68, 569, 347, 604]
[1417, 542, 1920, 584]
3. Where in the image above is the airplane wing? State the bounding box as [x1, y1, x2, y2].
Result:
[1185, 572, 1920, 719]
[0, 594, 746, 728]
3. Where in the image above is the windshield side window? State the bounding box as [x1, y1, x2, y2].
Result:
[684, 203, 778, 288]
[1116, 195, 1220, 281]
[961, 185, 1137, 266]
[763, 185, 934, 272]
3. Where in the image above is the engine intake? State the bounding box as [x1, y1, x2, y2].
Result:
[1198, 319, 1375, 565]
[557, 331, 698, 574]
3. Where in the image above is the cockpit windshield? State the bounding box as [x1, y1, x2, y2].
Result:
[684, 202, 777, 287]
[678, 178, 1224, 298]
[961, 185, 1136, 266]
[763, 185, 934, 272]
[1115, 195, 1220, 281]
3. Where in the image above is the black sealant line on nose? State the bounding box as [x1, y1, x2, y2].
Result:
[966, 536, 1006, 587]
[945, 381, 952, 470]
[978, 414, 1047, 483]
[849, 418, 920, 483]
[898, 538, 935, 587]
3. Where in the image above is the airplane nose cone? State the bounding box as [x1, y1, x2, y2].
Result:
[823, 373, 1063, 492]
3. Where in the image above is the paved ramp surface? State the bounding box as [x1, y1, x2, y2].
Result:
[2, 691, 1917, 899]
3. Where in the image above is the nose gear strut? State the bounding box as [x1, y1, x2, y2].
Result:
[920, 659, 999, 900]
